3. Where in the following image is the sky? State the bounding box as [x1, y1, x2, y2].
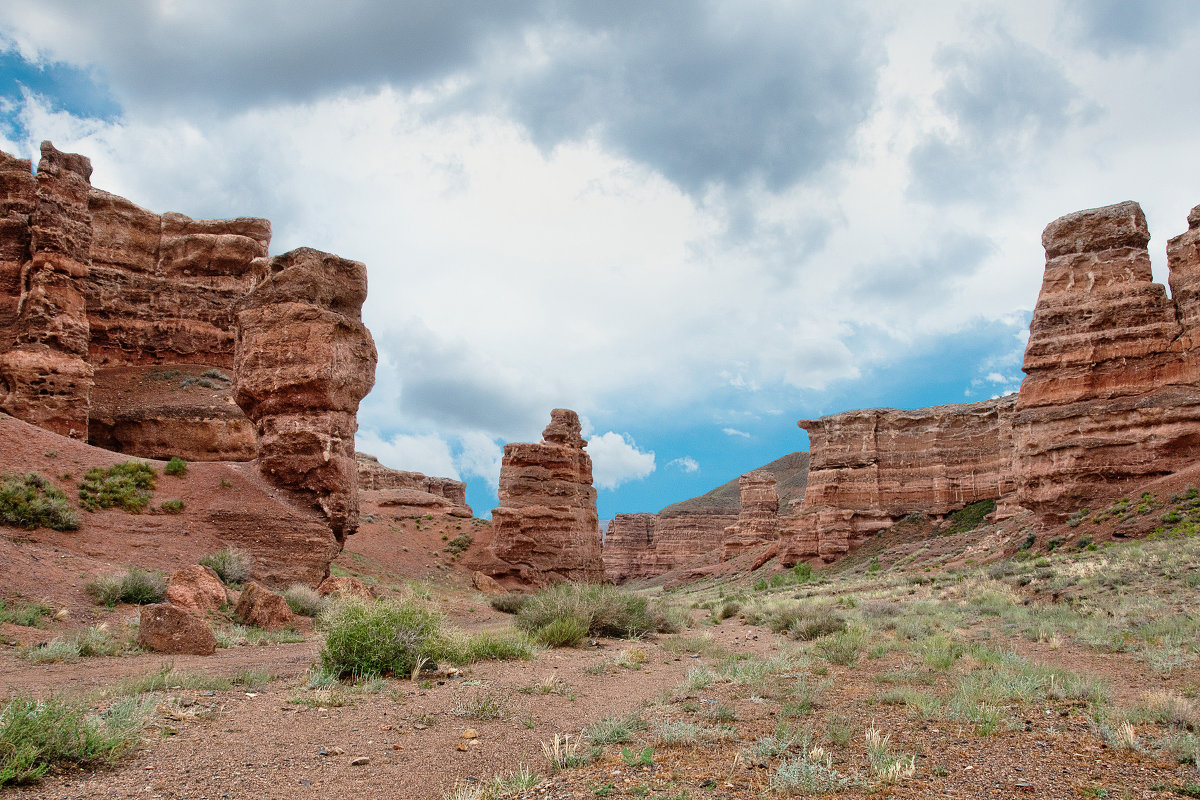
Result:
[1, 1, 1198, 521]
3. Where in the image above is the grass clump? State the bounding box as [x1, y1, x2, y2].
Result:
[489, 593, 528, 614]
[78, 461, 156, 513]
[0, 473, 79, 531]
[0, 695, 148, 786]
[435, 628, 539, 664]
[282, 584, 328, 617]
[585, 712, 647, 746]
[20, 625, 134, 664]
[163, 457, 187, 477]
[515, 583, 683, 646]
[0, 599, 53, 628]
[159, 499, 185, 514]
[319, 597, 443, 679]
[85, 568, 166, 607]
[199, 547, 253, 585]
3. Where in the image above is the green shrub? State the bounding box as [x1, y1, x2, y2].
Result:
[515, 583, 682, 646]
[443, 533, 472, 555]
[163, 457, 188, 477]
[943, 499, 996, 535]
[0, 599, 52, 628]
[489, 593, 528, 614]
[282, 584, 328, 617]
[20, 625, 133, 664]
[85, 568, 166, 607]
[78, 461, 156, 513]
[531, 616, 589, 647]
[319, 598, 443, 679]
[159, 499, 185, 514]
[435, 629, 538, 663]
[0, 695, 148, 786]
[200, 369, 230, 382]
[199, 547, 253, 585]
[0, 473, 79, 531]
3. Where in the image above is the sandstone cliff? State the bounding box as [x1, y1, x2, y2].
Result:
[721, 472, 781, 559]
[482, 409, 604, 585]
[355, 451, 473, 518]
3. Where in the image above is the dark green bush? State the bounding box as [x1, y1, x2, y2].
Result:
[160, 499, 184, 514]
[0, 473, 79, 531]
[531, 616, 589, 647]
[943, 499, 996, 535]
[443, 533, 472, 555]
[163, 457, 187, 477]
[78, 461, 156, 513]
[319, 598, 444, 679]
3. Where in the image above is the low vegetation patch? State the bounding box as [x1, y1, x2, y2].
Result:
[0, 599, 53, 628]
[515, 583, 684, 646]
[0, 472, 79, 531]
[163, 457, 188, 477]
[19, 625, 136, 664]
[319, 598, 445, 679]
[281, 584, 328, 617]
[86, 568, 167, 607]
[199, 547, 253, 585]
[941, 499, 995, 535]
[78, 461, 156, 513]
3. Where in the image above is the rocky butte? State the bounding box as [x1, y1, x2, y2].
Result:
[475, 409, 604, 586]
[0, 142, 378, 581]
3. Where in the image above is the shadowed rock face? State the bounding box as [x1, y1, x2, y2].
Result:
[1013, 201, 1200, 515]
[234, 248, 378, 542]
[483, 409, 604, 586]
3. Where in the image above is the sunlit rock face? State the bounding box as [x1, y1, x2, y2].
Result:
[484, 409, 605, 586]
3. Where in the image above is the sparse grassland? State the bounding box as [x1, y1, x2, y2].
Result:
[78, 461, 157, 513]
[0, 472, 79, 531]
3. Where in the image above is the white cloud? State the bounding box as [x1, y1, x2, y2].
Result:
[588, 432, 656, 490]
[723, 428, 751, 439]
[667, 456, 700, 473]
[985, 372, 1007, 383]
[454, 431, 505, 490]
[355, 430, 459, 480]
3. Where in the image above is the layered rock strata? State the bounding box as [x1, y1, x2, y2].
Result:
[781, 397, 1016, 563]
[234, 248, 378, 542]
[483, 409, 604, 585]
[721, 472, 781, 559]
[1013, 201, 1200, 514]
[356, 451, 472, 517]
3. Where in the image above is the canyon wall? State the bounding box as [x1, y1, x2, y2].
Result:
[721, 472, 781, 559]
[482, 409, 604, 586]
[356, 452, 473, 518]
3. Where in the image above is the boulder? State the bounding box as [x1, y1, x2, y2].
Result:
[316, 575, 373, 599]
[165, 564, 226, 616]
[234, 581, 295, 630]
[471, 571, 504, 594]
[137, 603, 217, 655]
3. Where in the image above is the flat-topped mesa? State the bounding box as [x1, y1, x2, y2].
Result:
[780, 397, 1016, 564]
[721, 472, 780, 559]
[234, 247, 378, 542]
[483, 409, 604, 586]
[1014, 201, 1200, 515]
[355, 452, 473, 518]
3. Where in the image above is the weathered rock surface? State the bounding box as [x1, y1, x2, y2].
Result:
[1013, 201, 1200, 515]
[722, 472, 781, 559]
[234, 248, 377, 542]
[781, 397, 1016, 563]
[317, 575, 373, 599]
[483, 409, 604, 585]
[165, 564, 227, 616]
[234, 581, 295, 630]
[137, 603, 217, 655]
[356, 452, 472, 517]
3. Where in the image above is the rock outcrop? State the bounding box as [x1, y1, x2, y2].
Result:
[137, 603, 217, 655]
[482, 409, 604, 585]
[356, 452, 472, 517]
[165, 564, 227, 616]
[721, 472, 781, 559]
[234, 581, 295, 630]
[234, 248, 377, 542]
[1013, 201, 1200, 515]
[781, 397, 1016, 563]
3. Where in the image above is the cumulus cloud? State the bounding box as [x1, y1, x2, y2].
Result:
[588, 432, 656, 490]
[356, 430, 459, 480]
[667, 456, 700, 473]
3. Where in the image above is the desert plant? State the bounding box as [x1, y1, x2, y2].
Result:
[452, 689, 508, 720]
[85, 568, 166, 607]
[0, 473, 79, 531]
[319, 597, 443, 679]
[489, 593, 528, 614]
[443, 533, 472, 555]
[282, 584, 328, 617]
[200, 369, 230, 382]
[78, 461, 157, 513]
[541, 733, 594, 771]
[20, 625, 134, 664]
[770, 746, 849, 794]
[199, 547, 253, 585]
[159, 499, 185, 514]
[0, 694, 149, 786]
[585, 712, 647, 745]
[530, 615, 589, 647]
[163, 457, 188, 477]
[0, 599, 53, 628]
[434, 628, 539, 664]
[515, 583, 682, 645]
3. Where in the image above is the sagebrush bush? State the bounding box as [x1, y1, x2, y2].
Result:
[85, 568, 166, 607]
[199, 547, 253, 585]
[532, 616, 589, 647]
[515, 583, 683, 646]
[0, 695, 147, 786]
[489, 593, 528, 614]
[0, 473, 79, 531]
[163, 457, 188, 477]
[282, 584, 328, 617]
[78, 461, 156, 513]
[319, 598, 444, 679]
[435, 629, 538, 664]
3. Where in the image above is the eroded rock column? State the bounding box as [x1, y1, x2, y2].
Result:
[721, 472, 780, 559]
[234, 247, 378, 542]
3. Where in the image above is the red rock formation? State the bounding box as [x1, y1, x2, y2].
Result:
[165, 564, 227, 616]
[780, 397, 1016, 563]
[1013, 201, 1200, 515]
[722, 472, 781, 559]
[234, 581, 296, 630]
[356, 451, 472, 517]
[234, 248, 378, 542]
[137, 603, 217, 655]
[483, 409, 604, 585]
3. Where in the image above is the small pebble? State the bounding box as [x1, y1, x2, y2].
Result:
[350, 756, 369, 766]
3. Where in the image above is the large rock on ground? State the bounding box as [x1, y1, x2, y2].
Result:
[165, 564, 227, 616]
[482, 409, 603, 586]
[234, 581, 295, 630]
[137, 603, 217, 655]
[234, 248, 378, 542]
[316, 575, 373, 599]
